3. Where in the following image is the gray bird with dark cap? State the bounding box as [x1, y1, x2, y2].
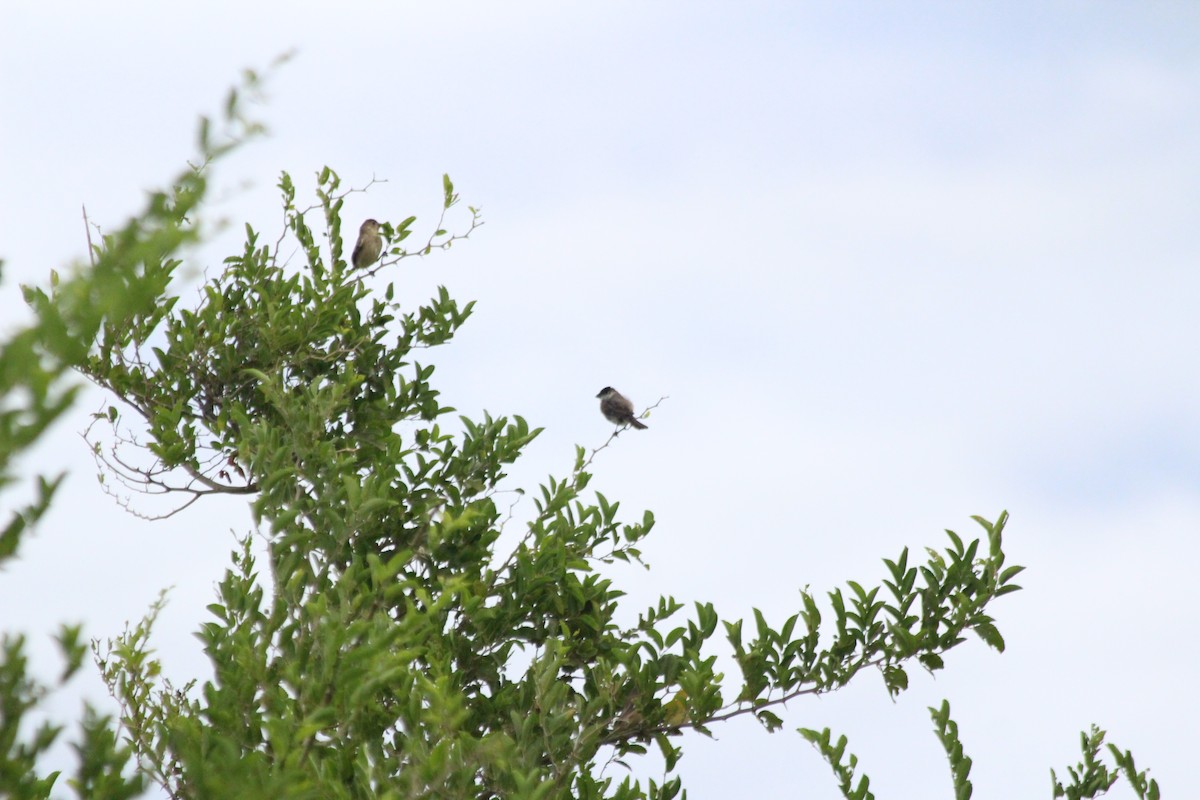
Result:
[596, 387, 647, 430]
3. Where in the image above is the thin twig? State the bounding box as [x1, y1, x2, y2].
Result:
[613, 654, 888, 745]
[488, 395, 669, 588]
[362, 206, 484, 279]
[82, 204, 97, 267]
[580, 395, 668, 472]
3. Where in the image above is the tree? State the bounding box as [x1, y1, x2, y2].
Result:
[2, 74, 1160, 800]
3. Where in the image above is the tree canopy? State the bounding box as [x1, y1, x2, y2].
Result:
[0, 76, 1160, 800]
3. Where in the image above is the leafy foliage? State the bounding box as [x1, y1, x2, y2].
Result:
[70, 160, 1032, 796]
[0, 68, 1162, 799]
[797, 727, 875, 800]
[0, 62, 269, 800]
[801, 705, 1163, 800]
[930, 700, 973, 800]
[1052, 725, 1161, 800]
[92, 155, 1043, 794]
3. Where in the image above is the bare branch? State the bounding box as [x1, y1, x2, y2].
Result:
[363, 205, 484, 279]
[82, 204, 97, 268]
[580, 395, 668, 472]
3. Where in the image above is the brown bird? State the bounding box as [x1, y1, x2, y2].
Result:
[352, 218, 383, 270]
[596, 387, 648, 430]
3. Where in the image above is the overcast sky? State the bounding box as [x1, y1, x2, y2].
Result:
[2, 2, 1197, 797]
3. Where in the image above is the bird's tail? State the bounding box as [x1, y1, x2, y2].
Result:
[629, 418, 648, 430]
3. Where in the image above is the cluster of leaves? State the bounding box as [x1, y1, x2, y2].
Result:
[1, 627, 141, 799]
[723, 518, 1020, 738]
[0, 65, 269, 799]
[78, 159, 480, 522]
[801, 704, 1160, 800]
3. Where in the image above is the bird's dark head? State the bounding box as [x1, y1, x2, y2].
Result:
[596, 387, 615, 399]
[360, 218, 380, 232]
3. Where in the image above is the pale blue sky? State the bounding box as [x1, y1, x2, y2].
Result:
[2, 2, 1197, 797]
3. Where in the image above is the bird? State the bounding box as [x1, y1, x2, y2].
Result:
[352, 218, 383, 270]
[596, 387, 648, 430]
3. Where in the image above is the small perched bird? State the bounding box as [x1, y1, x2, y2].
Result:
[596, 386, 648, 430]
[352, 218, 383, 270]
